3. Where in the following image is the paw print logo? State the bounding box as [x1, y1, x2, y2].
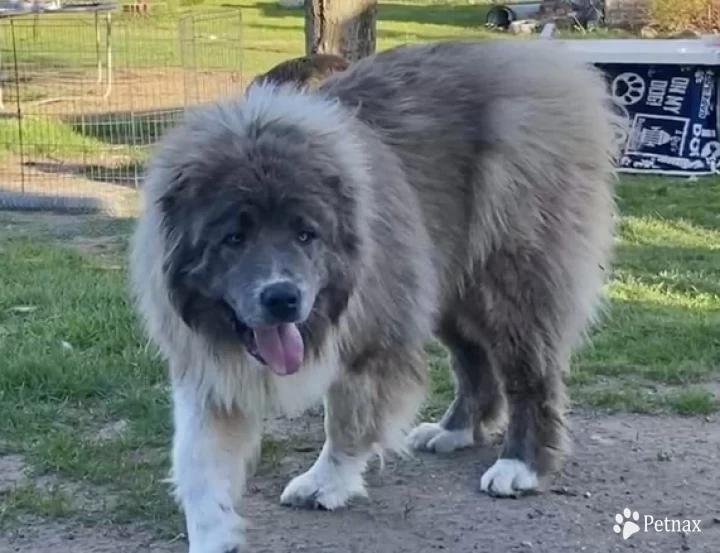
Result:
[614, 508, 641, 540]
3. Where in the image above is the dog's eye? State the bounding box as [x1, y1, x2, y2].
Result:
[297, 229, 317, 244]
[223, 233, 245, 246]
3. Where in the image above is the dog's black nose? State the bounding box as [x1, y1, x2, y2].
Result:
[260, 281, 301, 322]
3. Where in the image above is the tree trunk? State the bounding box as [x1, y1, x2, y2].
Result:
[305, 0, 377, 62]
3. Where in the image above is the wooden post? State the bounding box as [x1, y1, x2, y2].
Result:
[305, 0, 377, 62]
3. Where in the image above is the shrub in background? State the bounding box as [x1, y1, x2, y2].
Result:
[649, 0, 719, 32]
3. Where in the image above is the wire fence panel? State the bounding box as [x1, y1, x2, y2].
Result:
[0, 7, 244, 214]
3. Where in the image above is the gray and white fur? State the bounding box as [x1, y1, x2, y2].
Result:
[129, 40, 622, 553]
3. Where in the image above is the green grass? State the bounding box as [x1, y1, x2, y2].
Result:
[576, 386, 717, 415]
[0, 233, 182, 531]
[0, 117, 110, 159]
[0, 0, 718, 535]
[573, 178, 720, 398]
[0, 485, 73, 524]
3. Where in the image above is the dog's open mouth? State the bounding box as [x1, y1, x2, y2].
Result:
[231, 315, 304, 376]
[245, 332, 266, 366]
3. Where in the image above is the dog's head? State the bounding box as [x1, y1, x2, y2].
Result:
[153, 89, 366, 375]
[249, 54, 350, 90]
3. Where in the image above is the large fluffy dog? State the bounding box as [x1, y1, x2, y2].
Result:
[130, 40, 621, 552]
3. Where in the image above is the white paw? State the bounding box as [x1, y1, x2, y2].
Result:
[480, 458, 538, 497]
[280, 444, 367, 510]
[408, 422, 474, 453]
[186, 510, 245, 553]
[190, 539, 243, 553]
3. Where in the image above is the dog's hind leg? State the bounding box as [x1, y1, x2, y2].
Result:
[474, 249, 571, 498]
[280, 347, 426, 510]
[408, 318, 504, 453]
[479, 342, 568, 498]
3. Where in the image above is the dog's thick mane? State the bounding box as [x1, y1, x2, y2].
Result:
[131, 82, 394, 415]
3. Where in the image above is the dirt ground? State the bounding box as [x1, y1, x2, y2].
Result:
[2, 409, 719, 553]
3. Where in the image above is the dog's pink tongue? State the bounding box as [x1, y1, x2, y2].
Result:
[253, 324, 304, 376]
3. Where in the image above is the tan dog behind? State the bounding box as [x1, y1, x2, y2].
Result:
[249, 53, 350, 89]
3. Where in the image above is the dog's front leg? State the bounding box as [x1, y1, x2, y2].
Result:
[280, 348, 426, 510]
[170, 383, 261, 553]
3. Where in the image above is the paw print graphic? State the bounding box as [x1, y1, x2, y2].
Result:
[614, 508, 641, 540]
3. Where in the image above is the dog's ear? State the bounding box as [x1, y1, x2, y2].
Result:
[155, 162, 192, 216]
[322, 233, 360, 326]
[323, 174, 362, 258]
[156, 164, 215, 248]
[162, 235, 198, 324]
[323, 279, 352, 325]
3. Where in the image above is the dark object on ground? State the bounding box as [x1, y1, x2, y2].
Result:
[250, 54, 350, 89]
[486, 3, 542, 29]
[0, 190, 103, 213]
